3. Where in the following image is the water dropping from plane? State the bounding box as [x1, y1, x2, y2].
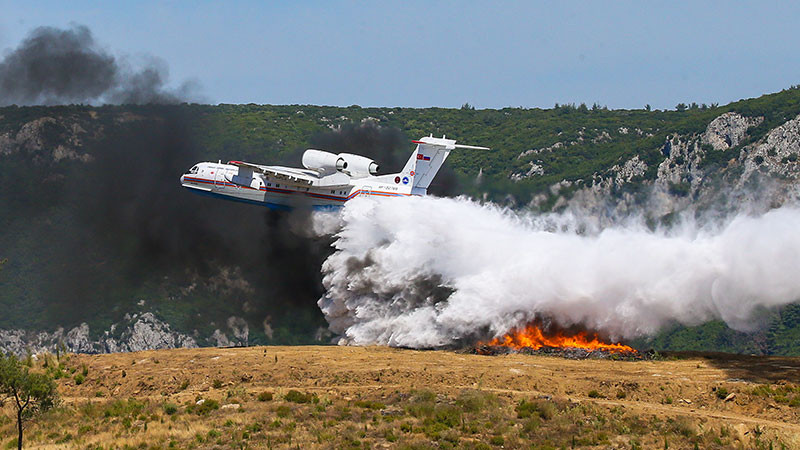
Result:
[316, 195, 800, 348]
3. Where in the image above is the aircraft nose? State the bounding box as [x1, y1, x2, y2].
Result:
[180, 174, 186, 184]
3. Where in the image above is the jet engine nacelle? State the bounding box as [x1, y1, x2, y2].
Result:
[302, 149, 347, 173]
[339, 153, 379, 175]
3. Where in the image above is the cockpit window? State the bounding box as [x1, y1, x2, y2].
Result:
[189, 165, 199, 174]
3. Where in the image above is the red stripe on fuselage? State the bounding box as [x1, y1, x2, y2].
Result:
[183, 176, 411, 202]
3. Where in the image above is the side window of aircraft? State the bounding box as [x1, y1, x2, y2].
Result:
[267, 183, 271, 187]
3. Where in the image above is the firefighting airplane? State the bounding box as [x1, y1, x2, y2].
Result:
[180, 135, 489, 210]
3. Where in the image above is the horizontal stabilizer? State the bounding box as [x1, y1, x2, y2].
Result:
[452, 143, 491, 150]
[411, 141, 491, 150]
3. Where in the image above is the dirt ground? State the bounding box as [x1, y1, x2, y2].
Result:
[6, 346, 800, 448]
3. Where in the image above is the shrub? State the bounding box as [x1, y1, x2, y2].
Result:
[521, 417, 540, 436]
[516, 399, 556, 420]
[383, 428, 398, 442]
[433, 404, 462, 428]
[73, 373, 85, 385]
[103, 398, 145, 418]
[284, 390, 316, 404]
[226, 386, 247, 401]
[405, 389, 437, 418]
[715, 387, 729, 400]
[616, 390, 627, 399]
[188, 399, 219, 416]
[354, 399, 385, 410]
[258, 391, 273, 402]
[410, 389, 436, 403]
[407, 401, 434, 418]
[456, 390, 498, 413]
[669, 416, 695, 437]
[163, 403, 179, 415]
[489, 435, 505, 446]
[588, 390, 604, 399]
[276, 405, 291, 418]
[212, 379, 223, 389]
[516, 399, 536, 418]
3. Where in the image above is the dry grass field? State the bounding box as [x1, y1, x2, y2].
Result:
[2, 346, 800, 449]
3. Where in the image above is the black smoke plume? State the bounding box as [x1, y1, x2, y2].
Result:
[0, 25, 194, 106]
[0, 26, 327, 341]
[13, 106, 334, 336]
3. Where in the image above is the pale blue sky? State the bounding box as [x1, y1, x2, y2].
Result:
[0, 1, 798, 109]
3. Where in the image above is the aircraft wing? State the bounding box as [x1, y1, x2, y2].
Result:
[229, 160, 313, 186]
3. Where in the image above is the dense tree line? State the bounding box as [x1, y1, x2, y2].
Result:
[2, 85, 800, 353]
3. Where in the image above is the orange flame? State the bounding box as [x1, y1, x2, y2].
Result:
[482, 323, 635, 353]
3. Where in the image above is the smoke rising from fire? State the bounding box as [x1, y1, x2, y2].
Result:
[0, 25, 196, 105]
[317, 196, 800, 348]
[0, 25, 328, 335]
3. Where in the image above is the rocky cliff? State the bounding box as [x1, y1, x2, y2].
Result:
[534, 111, 800, 221]
[0, 313, 196, 356]
[0, 312, 266, 356]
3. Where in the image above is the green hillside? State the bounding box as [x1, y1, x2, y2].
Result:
[1, 86, 800, 354]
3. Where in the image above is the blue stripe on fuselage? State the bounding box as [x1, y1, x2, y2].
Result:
[183, 186, 342, 211]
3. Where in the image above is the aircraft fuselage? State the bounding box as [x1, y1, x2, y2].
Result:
[180, 136, 489, 210]
[180, 162, 410, 210]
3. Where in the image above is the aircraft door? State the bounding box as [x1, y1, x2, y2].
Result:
[213, 166, 223, 190]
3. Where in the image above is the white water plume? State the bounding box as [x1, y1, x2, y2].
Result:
[315, 196, 800, 348]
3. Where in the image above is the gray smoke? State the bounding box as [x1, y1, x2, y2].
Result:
[0, 25, 195, 105]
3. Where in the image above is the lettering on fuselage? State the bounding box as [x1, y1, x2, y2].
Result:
[181, 162, 412, 209]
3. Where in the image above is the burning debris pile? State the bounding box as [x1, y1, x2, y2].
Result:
[474, 322, 644, 360]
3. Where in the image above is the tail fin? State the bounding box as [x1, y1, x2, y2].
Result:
[400, 135, 490, 194]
